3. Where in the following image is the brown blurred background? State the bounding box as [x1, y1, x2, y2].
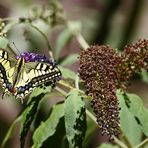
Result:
[0, 0, 148, 147]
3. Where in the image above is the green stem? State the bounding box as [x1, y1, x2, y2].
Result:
[86, 109, 97, 125]
[59, 80, 84, 94]
[75, 74, 80, 90]
[28, 23, 53, 57]
[135, 138, 148, 148]
[1, 17, 17, 21]
[114, 137, 128, 148]
[55, 86, 67, 96]
[75, 33, 89, 49]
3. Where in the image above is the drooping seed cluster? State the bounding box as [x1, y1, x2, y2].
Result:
[117, 39, 148, 88]
[78, 45, 121, 139]
[78, 39, 148, 139]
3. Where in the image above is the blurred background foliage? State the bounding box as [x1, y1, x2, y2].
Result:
[0, 0, 148, 148]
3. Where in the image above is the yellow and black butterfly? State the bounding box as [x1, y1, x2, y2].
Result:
[0, 48, 61, 102]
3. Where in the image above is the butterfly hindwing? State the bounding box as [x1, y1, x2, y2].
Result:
[0, 49, 16, 95]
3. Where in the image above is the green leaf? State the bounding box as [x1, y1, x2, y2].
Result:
[59, 66, 76, 80]
[32, 103, 64, 148]
[99, 143, 119, 148]
[61, 54, 78, 66]
[1, 116, 21, 148]
[20, 86, 52, 148]
[65, 89, 86, 148]
[117, 91, 142, 146]
[0, 37, 8, 48]
[55, 29, 72, 59]
[123, 93, 148, 136]
[41, 117, 68, 148]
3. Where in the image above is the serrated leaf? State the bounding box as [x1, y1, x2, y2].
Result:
[61, 54, 78, 66]
[59, 66, 76, 80]
[0, 37, 8, 48]
[55, 29, 72, 59]
[32, 103, 64, 148]
[20, 86, 52, 148]
[99, 143, 119, 148]
[123, 93, 148, 136]
[65, 89, 86, 148]
[117, 91, 142, 146]
[41, 117, 67, 148]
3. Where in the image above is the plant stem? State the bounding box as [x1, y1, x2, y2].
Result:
[75, 33, 89, 49]
[75, 74, 80, 90]
[55, 86, 67, 96]
[1, 17, 17, 21]
[135, 138, 148, 148]
[86, 109, 97, 124]
[59, 80, 84, 94]
[59, 80, 74, 89]
[114, 137, 128, 148]
[28, 23, 53, 57]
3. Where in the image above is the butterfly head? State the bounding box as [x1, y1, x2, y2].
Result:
[9, 87, 17, 95]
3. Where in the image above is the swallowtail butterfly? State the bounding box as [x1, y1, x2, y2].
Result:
[0, 48, 61, 102]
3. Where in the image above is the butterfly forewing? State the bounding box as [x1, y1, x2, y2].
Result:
[15, 61, 61, 99]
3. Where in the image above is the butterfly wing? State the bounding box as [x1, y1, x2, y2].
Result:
[15, 61, 61, 99]
[0, 49, 17, 97]
[0, 48, 61, 101]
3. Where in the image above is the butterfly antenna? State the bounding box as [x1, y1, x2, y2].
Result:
[13, 42, 21, 55]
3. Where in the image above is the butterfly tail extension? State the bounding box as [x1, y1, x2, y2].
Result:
[2, 92, 5, 99]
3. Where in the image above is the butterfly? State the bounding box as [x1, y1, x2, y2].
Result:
[0, 48, 61, 102]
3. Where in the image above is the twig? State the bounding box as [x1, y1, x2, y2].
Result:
[114, 137, 128, 148]
[55, 86, 67, 96]
[28, 23, 53, 57]
[135, 138, 148, 148]
[75, 74, 80, 90]
[86, 109, 97, 124]
[58, 80, 84, 94]
[76, 33, 89, 49]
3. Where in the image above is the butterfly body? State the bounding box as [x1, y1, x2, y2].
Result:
[0, 49, 61, 101]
